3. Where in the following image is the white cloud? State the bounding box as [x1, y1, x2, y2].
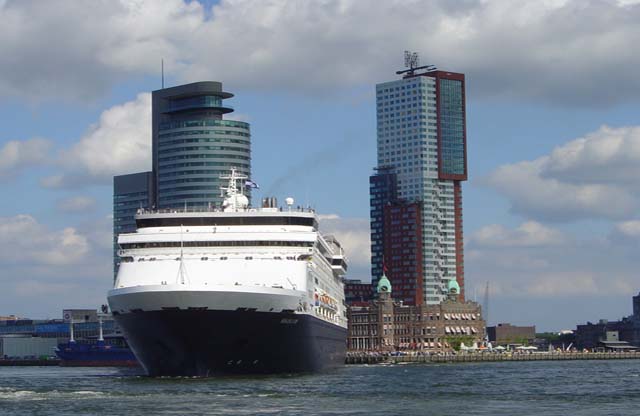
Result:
[317, 214, 340, 220]
[229, 113, 250, 123]
[0, 214, 89, 266]
[524, 272, 600, 296]
[468, 221, 565, 247]
[75, 215, 114, 253]
[0, 137, 51, 178]
[2, 0, 640, 105]
[56, 196, 97, 213]
[44, 93, 151, 187]
[615, 220, 640, 238]
[466, 221, 637, 300]
[13, 280, 81, 297]
[0, 213, 114, 317]
[543, 126, 640, 186]
[0, 0, 202, 102]
[484, 125, 640, 221]
[39, 174, 65, 188]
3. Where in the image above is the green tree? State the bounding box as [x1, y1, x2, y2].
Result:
[445, 335, 475, 351]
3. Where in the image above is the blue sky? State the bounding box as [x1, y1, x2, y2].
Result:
[1, 0, 640, 331]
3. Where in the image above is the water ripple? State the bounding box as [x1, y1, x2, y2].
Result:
[0, 361, 639, 415]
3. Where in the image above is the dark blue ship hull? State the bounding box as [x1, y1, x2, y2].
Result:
[113, 310, 347, 376]
[55, 340, 138, 367]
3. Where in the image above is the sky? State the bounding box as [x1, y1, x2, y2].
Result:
[1, 0, 640, 331]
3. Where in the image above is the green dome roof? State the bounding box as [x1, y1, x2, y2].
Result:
[377, 273, 392, 294]
[447, 279, 460, 295]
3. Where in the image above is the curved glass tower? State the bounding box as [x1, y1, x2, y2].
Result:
[152, 81, 251, 209]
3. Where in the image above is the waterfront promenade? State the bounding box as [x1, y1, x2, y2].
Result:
[4, 352, 640, 367]
[346, 351, 640, 364]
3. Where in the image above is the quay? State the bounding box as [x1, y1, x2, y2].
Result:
[0, 359, 60, 366]
[345, 351, 640, 365]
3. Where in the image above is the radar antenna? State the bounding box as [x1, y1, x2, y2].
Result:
[220, 168, 250, 212]
[396, 50, 437, 76]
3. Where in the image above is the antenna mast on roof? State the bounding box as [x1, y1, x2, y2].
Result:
[396, 50, 437, 76]
[406, 51, 419, 70]
[161, 59, 164, 89]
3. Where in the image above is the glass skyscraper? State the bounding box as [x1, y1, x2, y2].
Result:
[369, 166, 397, 292]
[113, 171, 154, 278]
[152, 81, 251, 209]
[371, 70, 467, 305]
[114, 81, 252, 276]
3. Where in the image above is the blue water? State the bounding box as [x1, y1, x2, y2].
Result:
[1, 360, 639, 415]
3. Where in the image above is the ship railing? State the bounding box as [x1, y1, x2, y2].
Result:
[136, 206, 316, 215]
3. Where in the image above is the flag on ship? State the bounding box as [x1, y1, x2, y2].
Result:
[245, 180, 259, 189]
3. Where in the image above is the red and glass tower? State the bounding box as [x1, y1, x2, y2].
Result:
[371, 56, 467, 305]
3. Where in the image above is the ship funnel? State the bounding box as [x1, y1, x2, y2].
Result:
[262, 197, 278, 208]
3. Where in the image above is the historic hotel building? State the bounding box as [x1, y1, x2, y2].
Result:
[347, 275, 484, 351]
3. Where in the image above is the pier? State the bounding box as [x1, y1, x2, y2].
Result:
[0, 359, 60, 366]
[345, 351, 640, 365]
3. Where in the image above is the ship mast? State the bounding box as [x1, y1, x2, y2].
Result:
[69, 320, 75, 344]
[177, 224, 189, 285]
[220, 168, 249, 212]
[98, 316, 104, 342]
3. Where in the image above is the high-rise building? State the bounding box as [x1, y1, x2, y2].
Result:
[383, 201, 423, 305]
[371, 65, 467, 305]
[152, 81, 251, 209]
[113, 171, 154, 276]
[369, 166, 397, 290]
[113, 81, 252, 276]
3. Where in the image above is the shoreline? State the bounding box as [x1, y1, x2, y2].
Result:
[345, 351, 640, 364]
[4, 352, 640, 368]
[0, 359, 60, 366]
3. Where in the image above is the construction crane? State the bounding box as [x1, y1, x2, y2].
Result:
[483, 281, 490, 344]
[483, 281, 490, 326]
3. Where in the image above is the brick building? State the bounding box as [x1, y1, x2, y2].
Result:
[347, 274, 484, 351]
[486, 323, 536, 345]
[383, 201, 423, 305]
[344, 279, 373, 305]
[575, 292, 640, 350]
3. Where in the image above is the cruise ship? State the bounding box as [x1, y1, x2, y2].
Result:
[107, 170, 348, 376]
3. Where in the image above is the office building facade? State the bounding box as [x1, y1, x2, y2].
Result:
[383, 201, 423, 305]
[344, 279, 374, 306]
[152, 81, 251, 209]
[575, 291, 640, 349]
[372, 69, 467, 304]
[113, 171, 154, 276]
[486, 323, 536, 345]
[369, 167, 398, 290]
[114, 81, 251, 276]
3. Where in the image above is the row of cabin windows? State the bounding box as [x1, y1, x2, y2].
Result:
[120, 255, 304, 263]
[136, 216, 317, 228]
[120, 241, 314, 249]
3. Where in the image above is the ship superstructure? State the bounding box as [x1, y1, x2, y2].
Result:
[107, 170, 347, 376]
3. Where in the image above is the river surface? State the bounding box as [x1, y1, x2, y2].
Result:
[0, 360, 639, 415]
